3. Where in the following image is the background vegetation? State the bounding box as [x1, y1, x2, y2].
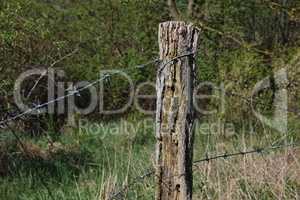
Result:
[0, 0, 300, 199]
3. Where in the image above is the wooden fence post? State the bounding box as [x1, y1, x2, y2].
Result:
[155, 21, 199, 200]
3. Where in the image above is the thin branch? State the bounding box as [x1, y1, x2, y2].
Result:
[167, 0, 181, 20]
[26, 48, 79, 99]
[187, 0, 194, 17]
[194, 22, 271, 56]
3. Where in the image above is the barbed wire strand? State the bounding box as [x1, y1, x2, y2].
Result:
[0, 75, 104, 126]
[0, 50, 299, 199]
[0, 75, 109, 126]
[2, 49, 299, 127]
[109, 142, 300, 200]
[0, 51, 299, 198]
[0, 51, 195, 200]
[193, 142, 299, 164]
[0, 51, 196, 127]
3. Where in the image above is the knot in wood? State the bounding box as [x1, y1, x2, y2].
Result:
[178, 27, 187, 36]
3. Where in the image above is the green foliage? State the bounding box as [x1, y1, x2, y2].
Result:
[1, 0, 299, 121]
[0, 1, 300, 198]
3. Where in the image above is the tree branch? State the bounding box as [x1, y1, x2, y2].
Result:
[167, 0, 181, 20]
[194, 21, 272, 56]
[187, 0, 194, 17]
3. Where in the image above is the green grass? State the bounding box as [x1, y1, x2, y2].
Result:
[0, 116, 299, 199]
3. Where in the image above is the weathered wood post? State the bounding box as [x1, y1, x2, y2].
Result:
[155, 21, 199, 200]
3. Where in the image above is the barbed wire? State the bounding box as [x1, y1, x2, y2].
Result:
[109, 142, 300, 200]
[0, 50, 196, 199]
[0, 51, 197, 128]
[193, 142, 299, 164]
[0, 74, 109, 127]
[1, 48, 299, 127]
[158, 51, 196, 73]
[1, 50, 299, 198]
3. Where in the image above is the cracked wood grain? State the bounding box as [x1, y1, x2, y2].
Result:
[155, 21, 199, 200]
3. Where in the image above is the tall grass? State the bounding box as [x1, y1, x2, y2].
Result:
[0, 117, 299, 199]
